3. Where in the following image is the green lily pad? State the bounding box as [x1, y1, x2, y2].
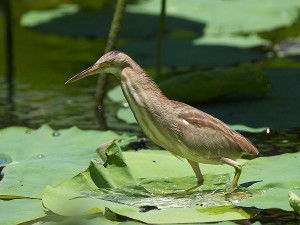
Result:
[43, 183, 249, 224]
[39, 217, 128, 225]
[41, 140, 298, 222]
[1, 126, 299, 224]
[127, 0, 300, 34]
[42, 141, 250, 223]
[0, 125, 121, 198]
[107, 86, 126, 103]
[237, 152, 300, 211]
[193, 34, 270, 48]
[228, 125, 267, 133]
[0, 199, 45, 225]
[117, 107, 136, 124]
[239, 188, 300, 212]
[20, 4, 79, 27]
[0, 153, 12, 167]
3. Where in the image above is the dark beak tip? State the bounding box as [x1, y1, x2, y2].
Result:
[64, 63, 98, 85]
[65, 76, 77, 84]
[64, 79, 71, 85]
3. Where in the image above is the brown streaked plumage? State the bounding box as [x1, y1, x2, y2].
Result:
[66, 51, 259, 192]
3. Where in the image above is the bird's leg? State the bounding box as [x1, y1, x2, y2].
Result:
[185, 159, 204, 191]
[220, 157, 242, 193]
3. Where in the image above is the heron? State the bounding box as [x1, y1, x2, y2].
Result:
[66, 51, 259, 192]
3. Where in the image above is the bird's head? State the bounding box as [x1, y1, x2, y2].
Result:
[65, 51, 130, 84]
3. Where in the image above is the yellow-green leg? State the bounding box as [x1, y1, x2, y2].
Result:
[220, 157, 242, 193]
[186, 159, 204, 191]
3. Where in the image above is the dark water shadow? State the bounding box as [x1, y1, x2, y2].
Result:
[30, 7, 205, 40]
[5, 5, 300, 131]
[27, 7, 267, 68]
[201, 68, 300, 130]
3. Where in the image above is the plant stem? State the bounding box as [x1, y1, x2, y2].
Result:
[3, 0, 14, 104]
[94, 0, 127, 130]
[155, 0, 166, 77]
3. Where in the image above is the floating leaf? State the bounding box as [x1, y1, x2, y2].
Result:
[228, 125, 267, 133]
[0, 199, 45, 225]
[20, 4, 79, 27]
[127, 0, 300, 34]
[238, 152, 300, 211]
[117, 107, 136, 124]
[1, 126, 299, 224]
[193, 34, 270, 48]
[0, 125, 121, 198]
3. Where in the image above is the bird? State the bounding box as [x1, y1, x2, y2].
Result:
[66, 51, 259, 193]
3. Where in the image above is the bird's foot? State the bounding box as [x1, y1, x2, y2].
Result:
[184, 180, 203, 192]
[225, 186, 237, 195]
[224, 179, 237, 194]
[225, 182, 247, 195]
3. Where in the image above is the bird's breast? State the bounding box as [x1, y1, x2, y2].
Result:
[120, 75, 173, 150]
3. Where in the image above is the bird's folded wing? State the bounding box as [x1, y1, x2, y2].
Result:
[173, 101, 258, 155]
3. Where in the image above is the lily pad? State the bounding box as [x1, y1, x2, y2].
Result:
[1, 126, 299, 224]
[43, 183, 249, 224]
[228, 125, 267, 133]
[43, 142, 300, 214]
[0, 199, 45, 225]
[41, 139, 300, 223]
[20, 1, 281, 69]
[42, 142, 250, 223]
[127, 0, 300, 35]
[0, 125, 121, 198]
[117, 107, 136, 125]
[20, 4, 79, 27]
[238, 153, 300, 211]
[193, 34, 270, 48]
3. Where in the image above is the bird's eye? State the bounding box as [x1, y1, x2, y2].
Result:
[107, 60, 112, 66]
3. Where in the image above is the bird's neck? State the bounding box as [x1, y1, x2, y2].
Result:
[119, 66, 173, 145]
[119, 67, 168, 111]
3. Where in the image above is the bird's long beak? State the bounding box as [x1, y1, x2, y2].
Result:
[65, 63, 100, 84]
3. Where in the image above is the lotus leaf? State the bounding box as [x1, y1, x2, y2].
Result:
[1, 126, 299, 224]
[0, 125, 121, 198]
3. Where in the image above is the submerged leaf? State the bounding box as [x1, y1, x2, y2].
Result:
[158, 67, 270, 103]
